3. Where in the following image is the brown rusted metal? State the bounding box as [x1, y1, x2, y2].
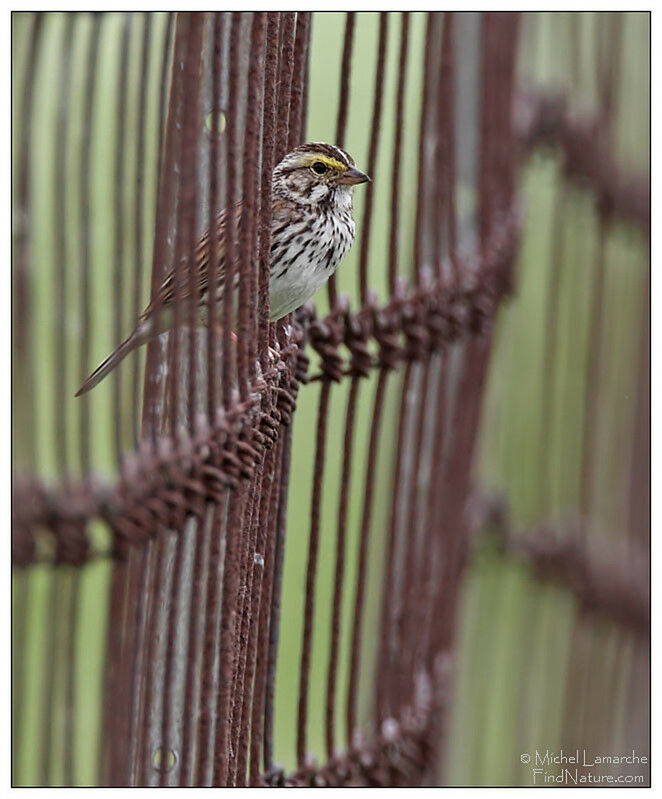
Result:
[12, 11, 649, 789]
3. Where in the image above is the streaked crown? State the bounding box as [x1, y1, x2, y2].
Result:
[273, 142, 368, 206]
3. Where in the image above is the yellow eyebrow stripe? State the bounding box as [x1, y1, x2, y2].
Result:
[302, 153, 348, 171]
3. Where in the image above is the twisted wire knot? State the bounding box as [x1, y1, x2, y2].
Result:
[344, 299, 373, 378]
[258, 398, 282, 448]
[309, 318, 344, 382]
[275, 383, 297, 425]
[402, 299, 430, 362]
[52, 520, 89, 565]
[373, 305, 402, 371]
[12, 521, 35, 567]
[465, 284, 496, 334]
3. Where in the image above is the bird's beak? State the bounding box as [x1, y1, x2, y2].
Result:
[338, 165, 371, 185]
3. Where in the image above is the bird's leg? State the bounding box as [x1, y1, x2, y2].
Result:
[269, 344, 280, 364]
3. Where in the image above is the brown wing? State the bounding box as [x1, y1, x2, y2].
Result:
[142, 203, 243, 318]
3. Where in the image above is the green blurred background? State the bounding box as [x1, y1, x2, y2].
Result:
[12, 12, 649, 786]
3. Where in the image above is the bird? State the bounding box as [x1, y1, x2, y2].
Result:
[75, 142, 370, 397]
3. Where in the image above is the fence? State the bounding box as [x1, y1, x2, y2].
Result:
[12, 11, 649, 786]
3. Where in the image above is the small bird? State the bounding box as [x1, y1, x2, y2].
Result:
[75, 142, 370, 396]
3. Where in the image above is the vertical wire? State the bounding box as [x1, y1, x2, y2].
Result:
[100, 559, 129, 783]
[278, 19, 313, 762]
[496, 14, 520, 240]
[166, 12, 189, 441]
[12, 15, 43, 776]
[12, 572, 29, 781]
[538, 185, 566, 518]
[13, 12, 42, 473]
[257, 13, 281, 369]
[143, 12, 174, 443]
[194, 500, 226, 787]
[327, 12, 355, 309]
[439, 12, 458, 280]
[78, 14, 101, 475]
[578, 288, 601, 464]
[54, 13, 75, 479]
[230, 15, 270, 781]
[267, 11, 309, 774]
[274, 13, 296, 160]
[416, 16, 455, 670]
[387, 13, 410, 297]
[158, 522, 188, 790]
[288, 12, 311, 151]
[238, 6, 310, 760]
[186, 17, 223, 784]
[262, 25, 302, 768]
[212, 484, 250, 785]
[154, 14, 175, 249]
[63, 9, 98, 746]
[125, 22, 174, 787]
[94, 20, 144, 784]
[112, 14, 131, 465]
[263, 430, 292, 773]
[176, 497, 211, 786]
[578, 14, 623, 535]
[430, 14, 444, 279]
[376, 362, 413, 722]
[135, 530, 168, 785]
[420, 353, 448, 670]
[420, 13, 457, 671]
[131, 13, 153, 446]
[122, 545, 155, 786]
[437, 19, 498, 648]
[230, 465, 266, 786]
[395, 358, 432, 707]
[333, 12, 355, 146]
[568, 10, 581, 94]
[249, 437, 283, 783]
[237, 12, 267, 398]
[42, 14, 75, 786]
[346, 369, 389, 744]
[296, 381, 331, 769]
[431, 13, 522, 669]
[429, 171, 486, 757]
[374, 15, 410, 722]
[357, 12, 388, 306]
[183, 15, 203, 433]
[39, 573, 65, 785]
[126, 545, 154, 785]
[298, 16, 312, 144]
[412, 13, 435, 287]
[478, 12, 496, 249]
[271, 12, 296, 352]
[226, 475, 260, 785]
[221, 13, 241, 409]
[261, 11, 296, 777]
[236, 451, 278, 784]
[62, 566, 79, 786]
[325, 377, 359, 759]
[627, 272, 650, 552]
[159, 13, 205, 785]
[206, 12, 223, 423]
[133, 15, 192, 787]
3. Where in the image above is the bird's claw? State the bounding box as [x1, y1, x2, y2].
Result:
[268, 345, 280, 364]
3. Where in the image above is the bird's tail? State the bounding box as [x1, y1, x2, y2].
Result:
[75, 321, 152, 397]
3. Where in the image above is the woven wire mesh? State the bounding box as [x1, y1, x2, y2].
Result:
[12, 11, 649, 787]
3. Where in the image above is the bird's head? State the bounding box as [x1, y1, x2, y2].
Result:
[273, 142, 370, 206]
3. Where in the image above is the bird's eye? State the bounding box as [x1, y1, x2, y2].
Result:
[312, 161, 328, 175]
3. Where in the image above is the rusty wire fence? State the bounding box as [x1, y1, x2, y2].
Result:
[12, 11, 649, 787]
